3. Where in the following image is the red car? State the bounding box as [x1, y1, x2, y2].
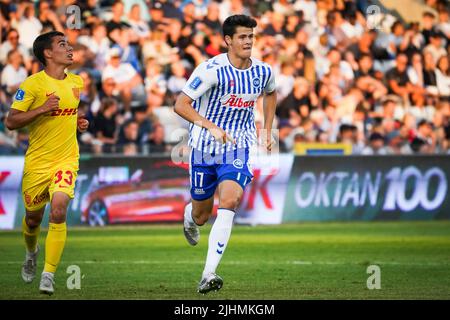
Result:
[81, 175, 193, 226]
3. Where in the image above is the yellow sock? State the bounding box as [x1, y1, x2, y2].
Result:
[44, 222, 67, 273]
[22, 217, 40, 253]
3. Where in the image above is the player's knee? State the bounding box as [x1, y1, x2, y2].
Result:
[192, 209, 210, 225]
[219, 196, 241, 211]
[50, 206, 67, 223]
[25, 216, 42, 229]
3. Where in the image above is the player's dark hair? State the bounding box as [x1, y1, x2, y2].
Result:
[33, 31, 65, 66]
[222, 15, 257, 38]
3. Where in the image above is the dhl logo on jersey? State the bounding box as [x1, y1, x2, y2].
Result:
[46, 108, 78, 117]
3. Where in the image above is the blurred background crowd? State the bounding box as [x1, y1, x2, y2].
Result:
[0, 0, 449, 155]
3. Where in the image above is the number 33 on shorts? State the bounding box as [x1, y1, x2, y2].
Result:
[51, 168, 77, 198]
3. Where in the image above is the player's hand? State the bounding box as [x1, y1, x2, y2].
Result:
[40, 94, 60, 114]
[208, 126, 235, 145]
[262, 129, 276, 152]
[77, 112, 89, 133]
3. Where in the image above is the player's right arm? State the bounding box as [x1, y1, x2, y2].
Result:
[5, 81, 60, 131]
[174, 62, 234, 144]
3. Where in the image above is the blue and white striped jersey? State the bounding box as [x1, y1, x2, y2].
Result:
[182, 53, 276, 154]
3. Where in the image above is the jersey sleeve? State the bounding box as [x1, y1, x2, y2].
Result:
[73, 73, 84, 89]
[182, 61, 218, 101]
[10, 77, 36, 112]
[264, 65, 276, 94]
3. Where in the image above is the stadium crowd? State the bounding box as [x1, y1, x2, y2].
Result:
[0, 0, 449, 155]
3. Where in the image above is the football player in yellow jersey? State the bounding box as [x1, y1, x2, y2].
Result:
[5, 31, 88, 295]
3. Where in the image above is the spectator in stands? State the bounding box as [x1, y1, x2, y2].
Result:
[167, 60, 187, 99]
[203, 2, 222, 34]
[93, 98, 122, 153]
[386, 129, 413, 155]
[421, 11, 437, 45]
[386, 53, 418, 102]
[127, 3, 150, 42]
[15, 2, 43, 50]
[277, 77, 318, 121]
[102, 47, 145, 114]
[106, 0, 128, 35]
[142, 30, 174, 66]
[37, 1, 64, 32]
[205, 32, 224, 58]
[276, 61, 296, 103]
[318, 47, 354, 82]
[117, 119, 140, 154]
[337, 123, 363, 154]
[387, 21, 412, 57]
[432, 108, 449, 152]
[148, 122, 168, 153]
[1, 50, 27, 101]
[437, 8, 450, 39]
[144, 58, 168, 111]
[423, 51, 439, 95]
[0, 29, 31, 70]
[148, 1, 166, 30]
[79, 70, 101, 117]
[424, 31, 447, 64]
[436, 55, 450, 99]
[78, 22, 111, 72]
[283, 11, 304, 38]
[411, 119, 435, 153]
[100, 77, 124, 111]
[407, 52, 425, 88]
[111, 26, 142, 73]
[133, 105, 153, 145]
[362, 132, 388, 155]
[219, 0, 251, 23]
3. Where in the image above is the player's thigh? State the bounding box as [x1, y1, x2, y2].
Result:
[216, 148, 253, 210]
[217, 179, 245, 211]
[48, 164, 78, 203]
[22, 171, 51, 214]
[48, 164, 77, 222]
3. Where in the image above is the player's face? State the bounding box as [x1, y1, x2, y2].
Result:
[47, 35, 73, 67]
[228, 27, 254, 59]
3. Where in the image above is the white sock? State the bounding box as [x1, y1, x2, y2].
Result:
[202, 208, 235, 278]
[184, 202, 195, 225]
[42, 271, 54, 278]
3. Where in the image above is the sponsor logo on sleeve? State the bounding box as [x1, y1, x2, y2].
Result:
[189, 77, 203, 90]
[15, 89, 25, 101]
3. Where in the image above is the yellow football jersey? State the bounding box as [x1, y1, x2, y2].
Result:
[11, 70, 84, 173]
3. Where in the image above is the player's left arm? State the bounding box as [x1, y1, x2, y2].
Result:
[262, 67, 277, 151]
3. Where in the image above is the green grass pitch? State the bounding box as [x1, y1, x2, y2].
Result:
[0, 221, 449, 299]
